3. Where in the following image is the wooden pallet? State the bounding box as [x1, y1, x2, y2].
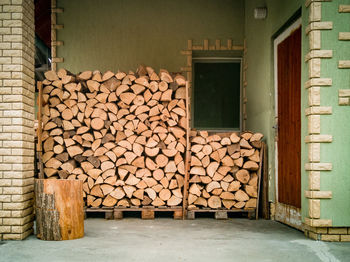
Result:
[85, 207, 183, 220]
[85, 207, 114, 219]
[187, 208, 256, 220]
[113, 207, 183, 220]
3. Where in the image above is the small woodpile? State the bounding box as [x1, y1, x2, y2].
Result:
[40, 66, 187, 208]
[187, 131, 263, 210]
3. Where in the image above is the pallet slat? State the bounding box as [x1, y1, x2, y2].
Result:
[85, 207, 183, 220]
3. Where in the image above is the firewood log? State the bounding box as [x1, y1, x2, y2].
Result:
[188, 130, 262, 210]
[42, 67, 189, 209]
[208, 196, 221, 208]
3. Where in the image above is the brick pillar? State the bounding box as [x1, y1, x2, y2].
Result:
[0, 0, 35, 240]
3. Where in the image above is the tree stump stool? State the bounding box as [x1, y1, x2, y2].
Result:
[35, 179, 84, 240]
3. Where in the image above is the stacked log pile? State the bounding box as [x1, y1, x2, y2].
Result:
[187, 131, 263, 210]
[41, 66, 187, 208]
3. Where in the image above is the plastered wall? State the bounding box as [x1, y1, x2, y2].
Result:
[56, 0, 245, 73]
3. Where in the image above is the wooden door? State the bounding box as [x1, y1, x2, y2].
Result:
[274, 19, 302, 229]
[277, 26, 301, 208]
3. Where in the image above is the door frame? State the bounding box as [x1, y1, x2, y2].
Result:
[273, 17, 303, 230]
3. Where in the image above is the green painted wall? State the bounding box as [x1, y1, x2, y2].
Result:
[319, 0, 350, 226]
[245, 0, 350, 226]
[57, 0, 245, 73]
[244, 0, 306, 204]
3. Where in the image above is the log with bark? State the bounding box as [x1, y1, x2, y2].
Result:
[35, 179, 84, 240]
[187, 131, 263, 210]
[41, 66, 187, 208]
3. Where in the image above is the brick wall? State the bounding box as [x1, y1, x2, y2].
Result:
[0, 0, 35, 240]
[304, 226, 350, 242]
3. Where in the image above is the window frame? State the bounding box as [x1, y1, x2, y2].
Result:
[191, 57, 243, 132]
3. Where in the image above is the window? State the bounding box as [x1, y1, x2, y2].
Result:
[192, 58, 242, 130]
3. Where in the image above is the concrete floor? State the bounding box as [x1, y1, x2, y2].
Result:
[1, 218, 349, 262]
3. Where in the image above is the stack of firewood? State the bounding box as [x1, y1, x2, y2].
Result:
[41, 66, 187, 208]
[188, 131, 263, 210]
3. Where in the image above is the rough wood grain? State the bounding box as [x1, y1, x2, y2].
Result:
[35, 179, 84, 240]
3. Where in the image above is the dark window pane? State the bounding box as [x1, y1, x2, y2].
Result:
[193, 62, 241, 129]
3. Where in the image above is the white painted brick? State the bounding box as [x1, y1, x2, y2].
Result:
[11, 12, 23, 20]
[0, 72, 11, 79]
[3, 80, 22, 86]
[3, 20, 22, 27]
[3, 49, 22, 57]
[11, 148, 33, 156]
[3, 95, 23, 102]
[9, 123, 32, 133]
[3, 200, 33, 210]
[3, 110, 23, 117]
[309, 2, 321, 22]
[309, 30, 321, 50]
[0, 118, 12, 125]
[12, 134, 34, 143]
[309, 171, 320, 190]
[308, 143, 320, 162]
[305, 163, 332, 171]
[11, 72, 22, 79]
[308, 115, 321, 134]
[339, 97, 350, 106]
[12, 163, 34, 171]
[3, 187, 24, 195]
[3, 5, 23, 13]
[2, 231, 32, 240]
[12, 1, 24, 6]
[12, 118, 34, 128]
[0, 89, 12, 96]
[3, 170, 33, 179]
[3, 126, 32, 135]
[0, 210, 12, 218]
[3, 155, 32, 163]
[0, 88, 12, 95]
[3, 64, 22, 71]
[0, 150, 7, 158]
[11, 221, 33, 233]
[11, 27, 22, 35]
[11, 192, 33, 202]
[10, 42, 22, 50]
[0, 27, 11, 35]
[11, 178, 33, 187]
[3, 141, 24, 148]
[3, 34, 22, 42]
[0, 57, 12, 64]
[0, 195, 11, 202]
[0, 226, 11, 234]
[0, 179, 12, 186]
[308, 58, 321, 78]
[0, 163, 12, 170]
[309, 199, 320, 218]
[0, 0, 35, 239]
[11, 207, 33, 218]
[3, 214, 33, 226]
